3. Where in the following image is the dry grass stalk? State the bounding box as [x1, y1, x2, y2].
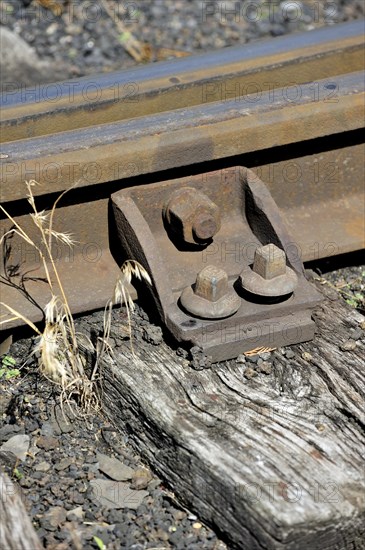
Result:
[244, 346, 276, 357]
[0, 180, 151, 413]
[99, 260, 151, 366]
[100, 0, 190, 62]
[0, 181, 87, 399]
[35, 0, 63, 16]
[100, 0, 151, 62]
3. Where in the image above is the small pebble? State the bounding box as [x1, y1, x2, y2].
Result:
[130, 468, 153, 490]
[66, 506, 84, 521]
[236, 354, 246, 364]
[285, 349, 295, 359]
[340, 339, 357, 352]
[301, 352, 312, 362]
[176, 347, 188, 358]
[173, 510, 186, 521]
[35, 461, 51, 473]
[193, 522, 202, 529]
[244, 367, 257, 379]
[258, 361, 272, 375]
[36, 436, 59, 451]
[55, 457, 73, 471]
[142, 325, 163, 346]
[19, 477, 32, 488]
[40, 506, 67, 531]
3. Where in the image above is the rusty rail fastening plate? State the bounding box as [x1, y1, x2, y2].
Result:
[112, 167, 322, 362]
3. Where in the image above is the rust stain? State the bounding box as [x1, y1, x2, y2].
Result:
[344, 216, 365, 244]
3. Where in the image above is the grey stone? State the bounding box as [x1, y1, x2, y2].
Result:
[40, 506, 67, 531]
[40, 422, 55, 437]
[258, 361, 272, 375]
[340, 339, 357, 352]
[35, 461, 51, 472]
[142, 325, 163, 346]
[236, 354, 246, 364]
[90, 479, 148, 510]
[96, 452, 134, 481]
[37, 436, 59, 451]
[285, 349, 295, 359]
[0, 27, 66, 88]
[148, 478, 162, 491]
[55, 457, 73, 471]
[0, 434, 30, 461]
[0, 424, 22, 443]
[50, 404, 75, 435]
[130, 468, 153, 490]
[66, 506, 85, 521]
[244, 367, 257, 380]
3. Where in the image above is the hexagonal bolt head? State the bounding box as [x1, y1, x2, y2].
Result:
[253, 244, 286, 280]
[194, 265, 228, 302]
[165, 187, 221, 245]
[180, 265, 241, 319]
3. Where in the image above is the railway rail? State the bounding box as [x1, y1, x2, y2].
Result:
[1, 20, 364, 348]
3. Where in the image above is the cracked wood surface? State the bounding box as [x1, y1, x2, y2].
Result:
[102, 281, 365, 549]
[0, 471, 43, 550]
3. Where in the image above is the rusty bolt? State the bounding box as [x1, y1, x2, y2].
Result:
[240, 243, 298, 297]
[253, 243, 286, 280]
[165, 187, 221, 245]
[180, 265, 241, 319]
[192, 212, 219, 242]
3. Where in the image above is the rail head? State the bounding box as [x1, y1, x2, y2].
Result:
[0, 20, 364, 143]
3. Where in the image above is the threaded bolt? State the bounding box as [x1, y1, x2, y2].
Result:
[180, 265, 241, 319]
[253, 243, 286, 280]
[240, 243, 298, 298]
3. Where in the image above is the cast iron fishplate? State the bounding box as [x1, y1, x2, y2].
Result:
[112, 167, 321, 362]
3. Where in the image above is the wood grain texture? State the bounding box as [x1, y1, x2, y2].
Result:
[0, 471, 43, 550]
[102, 281, 365, 549]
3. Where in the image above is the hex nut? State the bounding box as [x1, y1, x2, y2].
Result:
[195, 265, 228, 302]
[180, 265, 241, 319]
[240, 243, 298, 297]
[165, 187, 221, 245]
[253, 243, 286, 280]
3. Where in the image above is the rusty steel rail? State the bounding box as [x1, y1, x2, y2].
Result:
[0, 20, 364, 331]
[1, 20, 363, 142]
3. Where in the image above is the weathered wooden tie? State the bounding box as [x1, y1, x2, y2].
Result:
[102, 281, 365, 549]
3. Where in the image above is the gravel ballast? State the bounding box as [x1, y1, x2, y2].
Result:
[1, 0, 364, 81]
